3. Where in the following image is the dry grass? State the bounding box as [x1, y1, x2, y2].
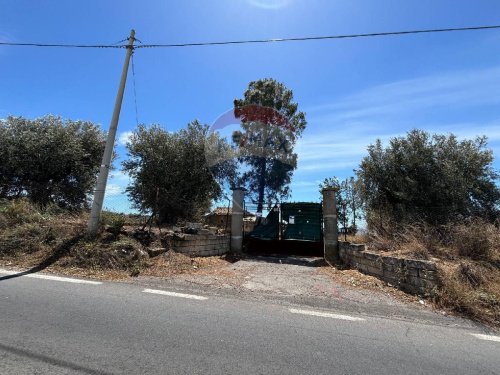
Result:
[0, 199, 233, 279]
[139, 250, 231, 277]
[435, 261, 500, 326]
[59, 235, 148, 276]
[319, 266, 421, 305]
[365, 219, 500, 327]
[344, 232, 370, 244]
[368, 219, 500, 262]
[451, 219, 500, 261]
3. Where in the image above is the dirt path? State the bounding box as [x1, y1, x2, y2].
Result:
[156, 255, 423, 308]
[132, 255, 476, 326]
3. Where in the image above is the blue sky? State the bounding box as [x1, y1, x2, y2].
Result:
[1, 0, 500, 211]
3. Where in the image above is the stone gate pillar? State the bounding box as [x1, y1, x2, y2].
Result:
[231, 187, 246, 254]
[322, 187, 340, 265]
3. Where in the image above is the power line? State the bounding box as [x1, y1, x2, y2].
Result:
[0, 41, 124, 48]
[1, 24, 500, 49]
[137, 24, 500, 48]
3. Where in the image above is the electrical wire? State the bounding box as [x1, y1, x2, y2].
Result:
[1, 24, 500, 49]
[137, 24, 500, 48]
[0, 41, 124, 48]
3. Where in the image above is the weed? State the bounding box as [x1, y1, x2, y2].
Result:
[0, 198, 43, 225]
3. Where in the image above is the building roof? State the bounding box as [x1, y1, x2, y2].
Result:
[207, 207, 255, 217]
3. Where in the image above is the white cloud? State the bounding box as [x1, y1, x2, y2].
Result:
[297, 66, 500, 175]
[105, 184, 123, 197]
[306, 66, 500, 122]
[110, 171, 130, 183]
[118, 131, 133, 146]
[247, 0, 291, 9]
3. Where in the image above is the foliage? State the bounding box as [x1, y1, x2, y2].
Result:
[101, 212, 126, 238]
[319, 176, 363, 232]
[356, 129, 500, 229]
[123, 121, 234, 224]
[0, 198, 44, 225]
[0, 199, 68, 255]
[232, 79, 307, 215]
[0, 115, 106, 209]
[65, 237, 146, 272]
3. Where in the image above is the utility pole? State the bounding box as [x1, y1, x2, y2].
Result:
[87, 29, 136, 237]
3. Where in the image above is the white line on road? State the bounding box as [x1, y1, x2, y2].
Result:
[0, 269, 102, 285]
[143, 288, 208, 300]
[289, 308, 366, 321]
[471, 334, 500, 342]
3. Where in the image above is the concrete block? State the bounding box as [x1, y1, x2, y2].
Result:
[405, 268, 420, 277]
[419, 269, 438, 281]
[404, 259, 436, 271]
[382, 256, 403, 267]
[363, 252, 381, 262]
[364, 265, 383, 277]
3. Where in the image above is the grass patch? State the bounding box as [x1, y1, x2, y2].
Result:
[60, 236, 147, 273]
[436, 261, 500, 326]
[365, 219, 500, 327]
[0, 199, 230, 279]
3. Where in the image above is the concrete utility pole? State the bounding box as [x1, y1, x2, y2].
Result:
[322, 187, 340, 265]
[87, 29, 136, 237]
[230, 188, 246, 254]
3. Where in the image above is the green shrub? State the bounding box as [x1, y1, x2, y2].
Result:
[0, 199, 43, 225]
[101, 212, 126, 237]
[0, 223, 47, 255]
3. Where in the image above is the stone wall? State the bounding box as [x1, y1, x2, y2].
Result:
[339, 241, 439, 295]
[171, 233, 230, 257]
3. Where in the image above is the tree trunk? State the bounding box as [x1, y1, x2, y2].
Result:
[256, 157, 266, 225]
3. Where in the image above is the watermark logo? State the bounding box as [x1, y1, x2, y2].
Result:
[205, 104, 296, 175]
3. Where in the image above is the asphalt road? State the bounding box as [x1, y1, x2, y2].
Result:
[0, 270, 499, 375]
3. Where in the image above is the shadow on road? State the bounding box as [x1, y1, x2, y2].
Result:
[0, 234, 83, 282]
[245, 254, 326, 267]
[0, 342, 113, 375]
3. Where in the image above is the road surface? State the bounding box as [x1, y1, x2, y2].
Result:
[0, 269, 498, 374]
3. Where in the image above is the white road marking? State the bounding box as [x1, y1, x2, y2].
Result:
[471, 334, 500, 342]
[0, 269, 102, 285]
[143, 288, 208, 300]
[289, 308, 366, 321]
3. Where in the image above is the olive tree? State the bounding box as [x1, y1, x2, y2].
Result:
[123, 121, 234, 224]
[0, 115, 105, 208]
[357, 129, 500, 229]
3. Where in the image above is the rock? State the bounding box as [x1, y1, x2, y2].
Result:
[133, 248, 149, 260]
[173, 233, 186, 241]
[147, 247, 168, 257]
[186, 222, 203, 230]
[183, 222, 202, 234]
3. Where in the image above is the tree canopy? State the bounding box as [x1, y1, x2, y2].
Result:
[319, 176, 363, 233]
[232, 78, 307, 216]
[123, 121, 234, 224]
[356, 129, 500, 229]
[0, 115, 105, 209]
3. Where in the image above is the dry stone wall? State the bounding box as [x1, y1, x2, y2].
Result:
[339, 241, 439, 295]
[172, 233, 230, 257]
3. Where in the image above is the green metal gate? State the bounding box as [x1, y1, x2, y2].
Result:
[281, 203, 322, 242]
[246, 202, 323, 242]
